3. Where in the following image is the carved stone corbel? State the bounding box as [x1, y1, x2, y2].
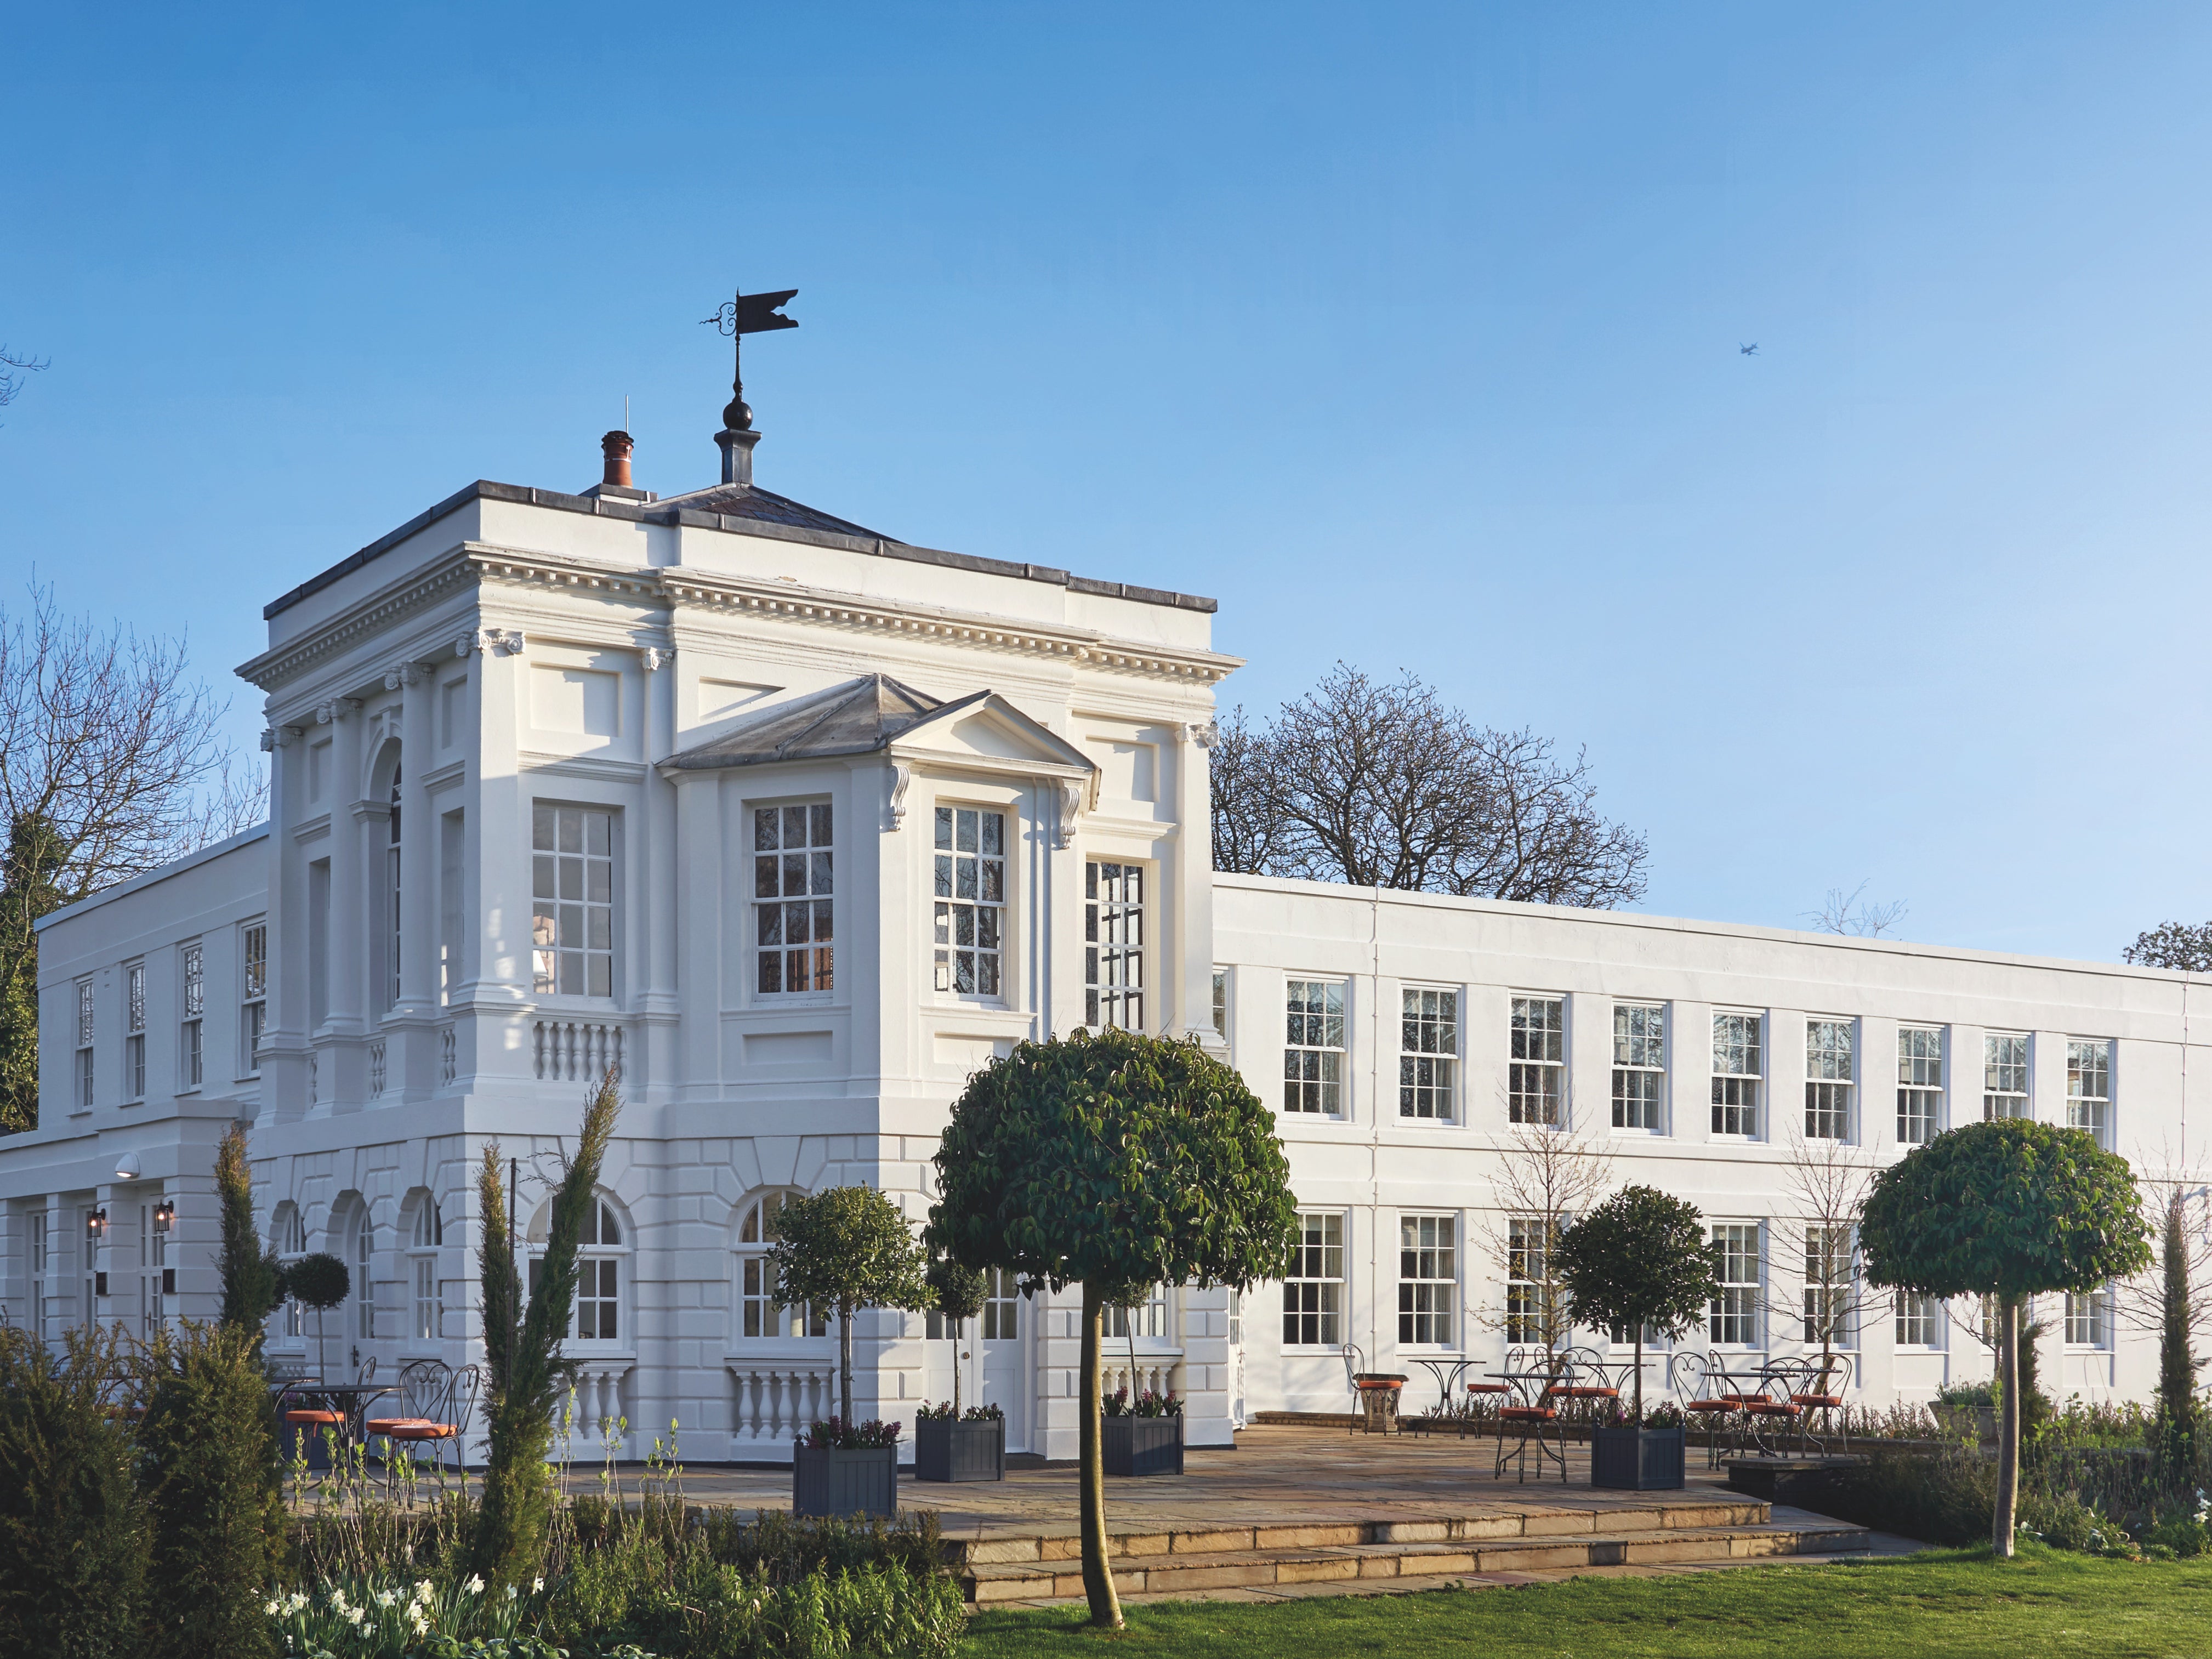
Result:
[888, 761, 913, 831]
[384, 662, 424, 691]
[642, 646, 675, 671]
[1054, 777, 1085, 850]
[1183, 719, 1220, 750]
[492, 630, 527, 656]
[315, 698, 362, 725]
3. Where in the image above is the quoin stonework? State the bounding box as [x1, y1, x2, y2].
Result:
[0, 413, 2188, 1460]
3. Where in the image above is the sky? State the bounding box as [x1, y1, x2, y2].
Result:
[5, 3, 2211, 962]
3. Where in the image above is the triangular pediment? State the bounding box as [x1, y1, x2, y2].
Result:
[889, 694, 1096, 785]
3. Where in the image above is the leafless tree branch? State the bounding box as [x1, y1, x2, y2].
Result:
[1806, 880, 1908, 938]
[0, 345, 48, 421]
[1473, 1110, 1617, 1367]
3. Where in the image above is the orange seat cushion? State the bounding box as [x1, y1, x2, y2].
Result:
[1685, 1399, 1736, 1412]
[1562, 1386, 1618, 1399]
[1499, 1406, 1556, 1421]
[1466, 1383, 1509, 1395]
[1745, 1401, 1800, 1416]
[386, 1422, 457, 1442]
[286, 1410, 344, 1427]
[1793, 1395, 1845, 1409]
[365, 1417, 430, 1435]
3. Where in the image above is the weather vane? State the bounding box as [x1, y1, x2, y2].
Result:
[701, 287, 798, 438]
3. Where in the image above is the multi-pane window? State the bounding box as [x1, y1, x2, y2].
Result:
[275, 1203, 305, 1339]
[982, 1268, 1022, 1340]
[411, 1200, 443, 1344]
[576, 1200, 623, 1341]
[2067, 1039, 2112, 1144]
[75, 979, 94, 1108]
[1895, 1291, 1941, 1348]
[242, 924, 267, 1075]
[1710, 1224, 1760, 1345]
[932, 807, 1005, 997]
[1505, 1217, 1555, 1346]
[29, 1212, 46, 1342]
[1084, 861, 1145, 1029]
[1212, 969, 1228, 1039]
[532, 806, 615, 997]
[180, 942, 203, 1089]
[754, 804, 833, 994]
[2065, 1286, 2112, 1348]
[385, 769, 403, 1008]
[1984, 1033, 2030, 1120]
[1509, 997, 1565, 1125]
[736, 1191, 825, 1339]
[1801, 1225, 1854, 1348]
[146, 1202, 172, 1332]
[1399, 988, 1457, 1121]
[1897, 1027, 1943, 1145]
[125, 964, 145, 1102]
[1284, 980, 1346, 1115]
[355, 1219, 376, 1339]
[1612, 1003, 1664, 1130]
[1397, 1214, 1457, 1345]
[1106, 1285, 1169, 1340]
[1805, 1020, 1854, 1140]
[1711, 1013, 1762, 1136]
[1282, 1211, 1343, 1345]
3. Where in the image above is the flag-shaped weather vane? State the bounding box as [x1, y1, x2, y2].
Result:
[701, 286, 798, 487]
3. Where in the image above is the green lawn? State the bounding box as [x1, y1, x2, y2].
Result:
[963, 1548, 2212, 1659]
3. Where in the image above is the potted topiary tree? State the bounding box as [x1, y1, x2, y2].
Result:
[277, 1249, 349, 1470]
[914, 1257, 1001, 1483]
[928, 1028, 1300, 1630]
[1861, 1119, 2151, 1558]
[1555, 1185, 1720, 1491]
[770, 1185, 930, 1518]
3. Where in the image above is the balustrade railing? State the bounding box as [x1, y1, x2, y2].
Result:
[1104, 1358, 1181, 1404]
[563, 1362, 632, 1446]
[368, 1041, 386, 1098]
[534, 1020, 625, 1083]
[438, 1025, 457, 1086]
[726, 1362, 838, 1450]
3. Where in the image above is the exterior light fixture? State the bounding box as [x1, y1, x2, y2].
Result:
[88, 1207, 107, 1236]
[153, 1200, 175, 1230]
[114, 1151, 140, 1181]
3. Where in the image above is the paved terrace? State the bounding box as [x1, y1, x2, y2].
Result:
[553, 1424, 1913, 1606]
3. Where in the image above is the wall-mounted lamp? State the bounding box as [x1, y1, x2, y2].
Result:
[153, 1200, 174, 1231]
[87, 1207, 107, 1237]
[114, 1152, 140, 1181]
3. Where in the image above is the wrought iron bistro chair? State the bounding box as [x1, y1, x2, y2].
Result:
[1736, 1359, 1811, 1457]
[368, 1361, 483, 1476]
[1492, 1350, 1568, 1484]
[1543, 1347, 1622, 1413]
[1670, 1351, 1754, 1467]
[1341, 1344, 1407, 1435]
[1790, 1353, 1854, 1456]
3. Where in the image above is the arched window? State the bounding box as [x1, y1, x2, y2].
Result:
[354, 1214, 377, 1340]
[272, 1202, 306, 1341]
[407, 1194, 443, 1344]
[733, 1190, 825, 1340]
[528, 1194, 630, 1345]
[386, 763, 403, 1008]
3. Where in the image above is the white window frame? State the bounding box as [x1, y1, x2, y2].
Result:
[753, 801, 834, 997]
[1282, 1210, 1344, 1347]
[179, 941, 203, 1091]
[981, 1267, 1023, 1342]
[1398, 987, 1458, 1122]
[1984, 1033, 2030, 1120]
[1611, 1002, 1665, 1132]
[531, 804, 617, 1000]
[1711, 1013, 1762, 1137]
[353, 1212, 376, 1340]
[2065, 1284, 2112, 1349]
[241, 922, 268, 1077]
[1106, 1284, 1172, 1344]
[932, 804, 1007, 1001]
[734, 1190, 825, 1342]
[1211, 968, 1229, 1042]
[1897, 1027, 1943, 1145]
[1710, 1223, 1761, 1346]
[530, 1196, 629, 1348]
[1895, 1291, 1942, 1349]
[124, 962, 145, 1103]
[1396, 1213, 1458, 1347]
[1805, 1019, 1855, 1141]
[1509, 996, 1565, 1126]
[1800, 1223, 1856, 1350]
[2067, 1039, 2112, 1145]
[1505, 1216, 1555, 1347]
[75, 978, 94, 1109]
[274, 1202, 306, 1342]
[408, 1198, 443, 1345]
[1283, 979, 1347, 1116]
[1084, 859, 1146, 1030]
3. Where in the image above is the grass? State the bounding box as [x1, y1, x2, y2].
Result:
[963, 1547, 2212, 1658]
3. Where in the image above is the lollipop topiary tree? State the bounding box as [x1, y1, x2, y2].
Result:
[282, 1252, 348, 1385]
[927, 1255, 988, 1418]
[1861, 1118, 2150, 1558]
[928, 1028, 1299, 1629]
[1556, 1184, 1721, 1422]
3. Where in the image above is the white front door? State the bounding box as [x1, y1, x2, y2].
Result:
[977, 1269, 1030, 1452]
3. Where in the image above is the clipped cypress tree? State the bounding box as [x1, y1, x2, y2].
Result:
[473, 1068, 621, 1590]
[136, 1322, 282, 1659]
[0, 1325, 146, 1657]
[215, 1123, 281, 1337]
[2154, 1194, 2202, 1487]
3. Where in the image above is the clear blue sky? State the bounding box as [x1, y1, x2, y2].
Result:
[5, 3, 2209, 962]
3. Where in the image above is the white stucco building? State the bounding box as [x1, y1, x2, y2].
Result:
[0, 417, 2191, 1459]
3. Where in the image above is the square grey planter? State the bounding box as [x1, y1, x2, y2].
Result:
[913, 1415, 1005, 1483]
[1590, 1424, 1686, 1490]
[793, 1442, 899, 1518]
[1103, 1413, 1184, 1477]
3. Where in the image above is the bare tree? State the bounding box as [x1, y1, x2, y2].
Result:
[1475, 1113, 1617, 1376]
[1806, 880, 1908, 939]
[0, 345, 47, 423]
[1769, 1122, 1886, 1393]
[1212, 664, 1649, 908]
[0, 587, 265, 1133]
[2114, 1144, 2212, 1348]
[2123, 923, 2212, 972]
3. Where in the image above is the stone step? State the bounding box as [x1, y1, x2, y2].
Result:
[942, 1498, 1773, 1566]
[960, 1520, 1870, 1603]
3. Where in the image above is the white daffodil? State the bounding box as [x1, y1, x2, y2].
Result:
[376, 1588, 397, 1608]
[532, 1577, 545, 1594]
[465, 1573, 485, 1595]
[263, 1599, 281, 1616]
[504, 1583, 519, 1601]
[415, 1579, 434, 1604]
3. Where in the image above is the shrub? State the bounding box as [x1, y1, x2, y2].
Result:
[695, 1506, 943, 1587]
[0, 1324, 147, 1657]
[1807, 1445, 1997, 1547]
[2020, 1491, 2135, 1556]
[136, 1321, 283, 1659]
[798, 1416, 902, 1450]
